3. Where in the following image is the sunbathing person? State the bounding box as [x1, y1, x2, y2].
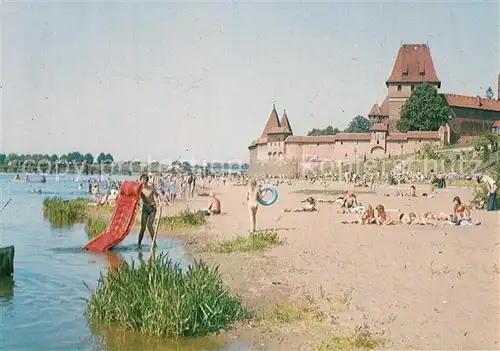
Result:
[284, 197, 317, 212]
[357, 205, 376, 224]
[453, 196, 470, 221]
[399, 212, 416, 225]
[375, 204, 393, 225]
[340, 190, 358, 209]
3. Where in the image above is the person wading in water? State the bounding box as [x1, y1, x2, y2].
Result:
[138, 174, 158, 248]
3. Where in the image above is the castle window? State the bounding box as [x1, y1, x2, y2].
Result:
[341, 141, 344, 145]
[397, 85, 402, 91]
[377, 140, 379, 145]
[317, 143, 319, 146]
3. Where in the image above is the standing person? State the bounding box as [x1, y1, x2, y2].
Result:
[138, 174, 158, 248]
[246, 179, 260, 232]
[478, 175, 497, 211]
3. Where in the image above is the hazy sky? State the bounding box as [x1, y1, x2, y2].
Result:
[1, 1, 499, 162]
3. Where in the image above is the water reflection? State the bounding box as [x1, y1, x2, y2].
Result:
[0, 277, 14, 304]
[88, 323, 226, 351]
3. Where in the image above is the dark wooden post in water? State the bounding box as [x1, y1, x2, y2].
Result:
[0, 246, 14, 276]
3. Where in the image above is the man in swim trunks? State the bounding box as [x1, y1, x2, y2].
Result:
[138, 173, 158, 248]
[206, 192, 221, 215]
[478, 175, 497, 211]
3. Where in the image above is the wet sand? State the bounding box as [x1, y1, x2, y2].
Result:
[159, 181, 500, 350]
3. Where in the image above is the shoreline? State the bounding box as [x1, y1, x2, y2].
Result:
[156, 181, 499, 350]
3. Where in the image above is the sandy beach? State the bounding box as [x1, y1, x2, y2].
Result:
[158, 181, 499, 350]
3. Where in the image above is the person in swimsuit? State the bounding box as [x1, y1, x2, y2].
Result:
[357, 205, 376, 224]
[138, 174, 158, 248]
[206, 192, 221, 215]
[340, 190, 358, 209]
[452, 196, 470, 221]
[375, 204, 393, 225]
[246, 179, 260, 232]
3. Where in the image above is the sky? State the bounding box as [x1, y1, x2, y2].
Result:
[1, 0, 499, 163]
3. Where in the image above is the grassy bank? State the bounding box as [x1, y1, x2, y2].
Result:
[203, 231, 284, 253]
[157, 210, 207, 233]
[85, 253, 246, 338]
[43, 197, 89, 226]
[86, 217, 108, 238]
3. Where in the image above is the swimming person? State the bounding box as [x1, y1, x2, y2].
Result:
[138, 174, 158, 248]
[247, 179, 260, 232]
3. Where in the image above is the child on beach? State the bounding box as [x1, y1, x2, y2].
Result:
[452, 196, 470, 221]
[247, 179, 260, 232]
[357, 205, 376, 224]
[375, 204, 393, 225]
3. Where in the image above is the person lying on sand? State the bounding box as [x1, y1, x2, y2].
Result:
[357, 205, 376, 224]
[398, 212, 438, 226]
[284, 197, 317, 212]
[396, 185, 417, 197]
[375, 204, 393, 225]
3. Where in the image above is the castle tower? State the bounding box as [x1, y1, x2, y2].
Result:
[386, 43, 441, 131]
[260, 104, 280, 138]
[280, 110, 293, 135]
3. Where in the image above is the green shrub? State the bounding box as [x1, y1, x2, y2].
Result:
[86, 217, 108, 238]
[204, 231, 284, 253]
[85, 254, 246, 338]
[43, 197, 89, 226]
[158, 210, 207, 231]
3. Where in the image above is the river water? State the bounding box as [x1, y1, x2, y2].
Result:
[0, 174, 247, 351]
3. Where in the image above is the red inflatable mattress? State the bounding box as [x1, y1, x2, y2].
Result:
[83, 181, 143, 252]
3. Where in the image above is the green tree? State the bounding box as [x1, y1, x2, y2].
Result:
[306, 125, 340, 136]
[84, 153, 94, 164]
[0, 154, 5, 165]
[397, 83, 451, 132]
[344, 115, 370, 133]
[486, 87, 495, 100]
[97, 153, 106, 164]
[104, 153, 114, 163]
[50, 154, 58, 162]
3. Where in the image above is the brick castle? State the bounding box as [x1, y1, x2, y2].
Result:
[248, 43, 500, 177]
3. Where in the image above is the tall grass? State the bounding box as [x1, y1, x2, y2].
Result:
[86, 217, 108, 238]
[158, 210, 207, 232]
[204, 231, 284, 253]
[85, 254, 246, 338]
[43, 197, 89, 226]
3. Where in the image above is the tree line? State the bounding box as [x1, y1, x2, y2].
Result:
[308, 83, 471, 136]
[0, 152, 114, 165]
[307, 115, 371, 136]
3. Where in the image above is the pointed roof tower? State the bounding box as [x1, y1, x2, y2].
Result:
[386, 43, 440, 87]
[368, 104, 382, 116]
[260, 104, 281, 138]
[280, 110, 293, 134]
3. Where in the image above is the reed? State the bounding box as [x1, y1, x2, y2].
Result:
[85, 253, 246, 338]
[86, 217, 108, 238]
[43, 197, 89, 226]
[204, 231, 284, 254]
[158, 210, 207, 231]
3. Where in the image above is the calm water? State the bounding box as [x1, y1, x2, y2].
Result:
[0, 174, 245, 350]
